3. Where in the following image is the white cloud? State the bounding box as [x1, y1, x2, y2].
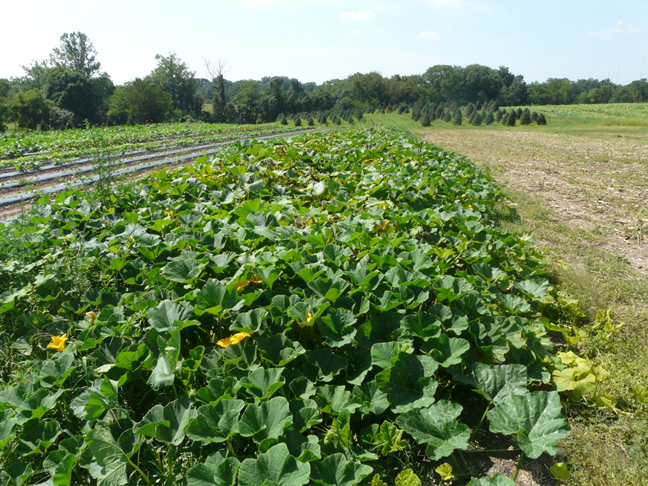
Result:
[339, 11, 376, 21]
[417, 31, 441, 41]
[588, 20, 646, 41]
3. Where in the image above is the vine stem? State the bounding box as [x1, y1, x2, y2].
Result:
[128, 457, 151, 485]
[512, 451, 525, 482]
[469, 403, 492, 442]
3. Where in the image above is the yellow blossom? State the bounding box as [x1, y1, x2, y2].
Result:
[376, 221, 389, 232]
[168, 209, 175, 218]
[86, 311, 96, 324]
[47, 334, 68, 352]
[235, 275, 263, 292]
[467, 204, 472, 209]
[217, 332, 251, 348]
[297, 312, 314, 329]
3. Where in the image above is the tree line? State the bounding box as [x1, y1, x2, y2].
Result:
[1, 32, 647, 132]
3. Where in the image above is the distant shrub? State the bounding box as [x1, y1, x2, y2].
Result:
[485, 111, 494, 125]
[516, 107, 523, 119]
[435, 105, 445, 119]
[537, 113, 547, 125]
[520, 108, 531, 125]
[531, 111, 539, 123]
[412, 109, 421, 122]
[465, 103, 475, 116]
[420, 113, 431, 127]
[443, 110, 452, 122]
[471, 112, 482, 126]
[504, 112, 516, 126]
[280, 116, 288, 125]
[452, 109, 462, 126]
[294, 117, 302, 127]
[307, 116, 314, 126]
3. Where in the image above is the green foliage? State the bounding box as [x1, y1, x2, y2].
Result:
[420, 113, 431, 127]
[0, 126, 569, 484]
[8, 89, 54, 130]
[452, 109, 462, 126]
[108, 79, 174, 125]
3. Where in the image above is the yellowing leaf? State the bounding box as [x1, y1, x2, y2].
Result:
[633, 386, 648, 404]
[371, 474, 388, 486]
[395, 468, 421, 486]
[550, 462, 570, 480]
[595, 394, 617, 413]
[436, 463, 456, 481]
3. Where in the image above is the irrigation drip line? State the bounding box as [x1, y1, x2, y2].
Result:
[0, 129, 319, 209]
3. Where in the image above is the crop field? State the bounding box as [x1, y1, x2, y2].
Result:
[0, 125, 584, 485]
[0, 123, 311, 220]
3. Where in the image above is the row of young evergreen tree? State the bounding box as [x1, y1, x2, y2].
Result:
[409, 101, 547, 127]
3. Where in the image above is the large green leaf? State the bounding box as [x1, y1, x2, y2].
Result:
[186, 452, 240, 486]
[237, 367, 285, 402]
[147, 300, 196, 332]
[71, 379, 119, 424]
[256, 335, 306, 367]
[317, 309, 358, 347]
[469, 363, 528, 403]
[239, 397, 292, 443]
[421, 335, 470, 368]
[16, 418, 61, 456]
[186, 399, 246, 444]
[86, 426, 130, 486]
[396, 401, 470, 460]
[163, 257, 206, 283]
[195, 279, 243, 317]
[301, 349, 348, 383]
[376, 352, 438, 413]
[310, 453, 373, 486]
[43, 450, 76, 486]
[487, 390, 570, 458]
[466, 474, 515, 486]
[238, 443, 310, 486]
[38, 354, 76, 388]
[290, 399, 323, 433]
[134, 397, 196, 446]
[147, 330, 182, 390]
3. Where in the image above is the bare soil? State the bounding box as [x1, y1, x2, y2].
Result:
[418, 128, 648, 274]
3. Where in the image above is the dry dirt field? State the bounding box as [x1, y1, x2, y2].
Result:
[418, 128, 648, 274]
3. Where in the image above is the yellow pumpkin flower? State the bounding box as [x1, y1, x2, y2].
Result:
[376, 221, 389, 232]
[217, 332, 251, 348]
[47, 334, 68, 352]
[86, 311, 96, 324]
[296, 312, 314, 329]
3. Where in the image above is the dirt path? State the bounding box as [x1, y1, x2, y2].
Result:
[418, 128, 648, 273]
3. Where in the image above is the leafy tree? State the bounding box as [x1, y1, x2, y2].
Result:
[49, 32, 102, 77]
[42, 67, 114, 125]
[108, 78, 174, 125]
[8, 89, 54, 130]
[149, 53, 202, 118]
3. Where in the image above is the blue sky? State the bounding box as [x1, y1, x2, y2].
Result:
[2, 0, 647, 86]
